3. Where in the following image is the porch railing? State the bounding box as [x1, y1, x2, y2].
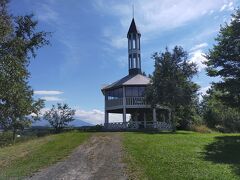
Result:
[105, 121, 172, 131]
[106, 97, 149, 109]
[106, 98, 123, 108]
[126, 97, 146, 106]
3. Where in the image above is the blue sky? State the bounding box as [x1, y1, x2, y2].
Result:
[9, 0, 239, 124]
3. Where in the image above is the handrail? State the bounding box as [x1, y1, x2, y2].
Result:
[105, 121, 172, 130]
[126, 97, 146, 106]
[106, 97, 150, 108]
[106, 98, 123, 108]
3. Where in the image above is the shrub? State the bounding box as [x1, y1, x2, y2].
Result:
[190, 124, 212, 133]
[0, 131, 13, 147]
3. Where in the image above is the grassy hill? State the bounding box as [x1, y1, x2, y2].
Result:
[1, 131, 240, 179]
[0, 131, 90, 179]
[123, 131, 240, 180]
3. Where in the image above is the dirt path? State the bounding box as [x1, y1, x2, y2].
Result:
[27, 133, 127, 180]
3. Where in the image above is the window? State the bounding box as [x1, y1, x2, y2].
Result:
[125, 87, 146, 97]
[132, 87, 138, 96]
[131, 58, 134, 68]
[128, 39, 131, 50]
[133, 57, 136, 68]
[138, 87, 145, 96]
[133, 39, 136, 49]
[138, 54, 141, 68]
[126, 87, 138, 97]
[106, 88, 123, 100]
[129, 56, 132, 68]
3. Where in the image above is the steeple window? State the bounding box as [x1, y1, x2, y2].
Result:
[133, 57, 136, 68]
[132, 38, 136, 49]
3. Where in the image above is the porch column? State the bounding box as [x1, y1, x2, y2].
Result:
[153, 108, 157, 128]
[104, 94, 109, 127]
[144, 112, 147, 128]
[123, 86, 127, 128]
[105, 110, 109, 127]
[168, 109, 171, 123]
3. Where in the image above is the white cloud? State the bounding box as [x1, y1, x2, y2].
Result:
[220, 1, 234, 12]
[94, 0, 232, 49]
[34, 90, 64, 95]
[39, 107, 129, 125]
[220, 4, 227, 11]
[41, 96, 64, 102]
[34, 90, 64, 102]
[74, 108, 130, 125]
[102, 28, 127, 49]
[189, 49, 208, 71]
[190, 43, 208, 51]
[35, 2, 59, 24]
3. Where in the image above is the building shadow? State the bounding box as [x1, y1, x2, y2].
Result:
[204, 135, 240, 176]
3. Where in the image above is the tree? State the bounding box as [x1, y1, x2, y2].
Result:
[205, 9, 240, 109]
[0, 0, 49, 141]
[201, 86, 240, 132]
[44, 103, 76, 133]
[146, 46, 199, 130]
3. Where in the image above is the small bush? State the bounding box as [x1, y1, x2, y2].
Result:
[0, 131, 13, 147]
[190, 124, 212, 133]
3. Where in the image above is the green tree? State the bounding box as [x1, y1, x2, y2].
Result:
[0, 0, 49, 141]
[146, 46, 199, 130]
[44, 103, 76, 133]
[201, 86, 240, 132]
[205, 9, 240, 109]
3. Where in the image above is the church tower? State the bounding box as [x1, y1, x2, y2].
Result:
[127, 18, 141, 75]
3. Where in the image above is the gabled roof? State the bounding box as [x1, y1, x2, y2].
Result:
[102, 74, 150, 91]
[127, 18, 141, 36]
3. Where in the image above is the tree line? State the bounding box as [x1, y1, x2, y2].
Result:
[146, 9, 240, 132]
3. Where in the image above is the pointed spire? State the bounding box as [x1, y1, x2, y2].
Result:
[127, 18, 141, 37]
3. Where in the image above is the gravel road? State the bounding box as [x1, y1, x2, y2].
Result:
[27, 133, 127, 180]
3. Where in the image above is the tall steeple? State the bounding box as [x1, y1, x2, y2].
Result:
[127, 18, 141, 75]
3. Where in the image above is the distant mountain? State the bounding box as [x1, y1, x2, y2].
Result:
[69, 119, 93, 127]
[32, 118, 93, 127]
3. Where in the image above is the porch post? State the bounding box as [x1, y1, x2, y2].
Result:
[144, 112, 147, 128]
[104, 94, 109, 128]
[168, 109, 171, 123]
[153, 108, 157, 128]
[123, 86, 127, 128]
[105, 110, 109, 127]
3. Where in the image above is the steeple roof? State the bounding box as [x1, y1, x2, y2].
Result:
[127, 18, 141, 36]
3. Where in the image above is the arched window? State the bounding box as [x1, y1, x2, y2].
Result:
[132, 38, 136, 49]
[133, 57, 136, 68]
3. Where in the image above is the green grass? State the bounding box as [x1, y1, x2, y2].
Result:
[123, 131, 240, 180]
[0, 131, 91, 179]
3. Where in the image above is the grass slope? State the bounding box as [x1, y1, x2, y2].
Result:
[0, 131, 90, 179]
[123, 131, 240, 180]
